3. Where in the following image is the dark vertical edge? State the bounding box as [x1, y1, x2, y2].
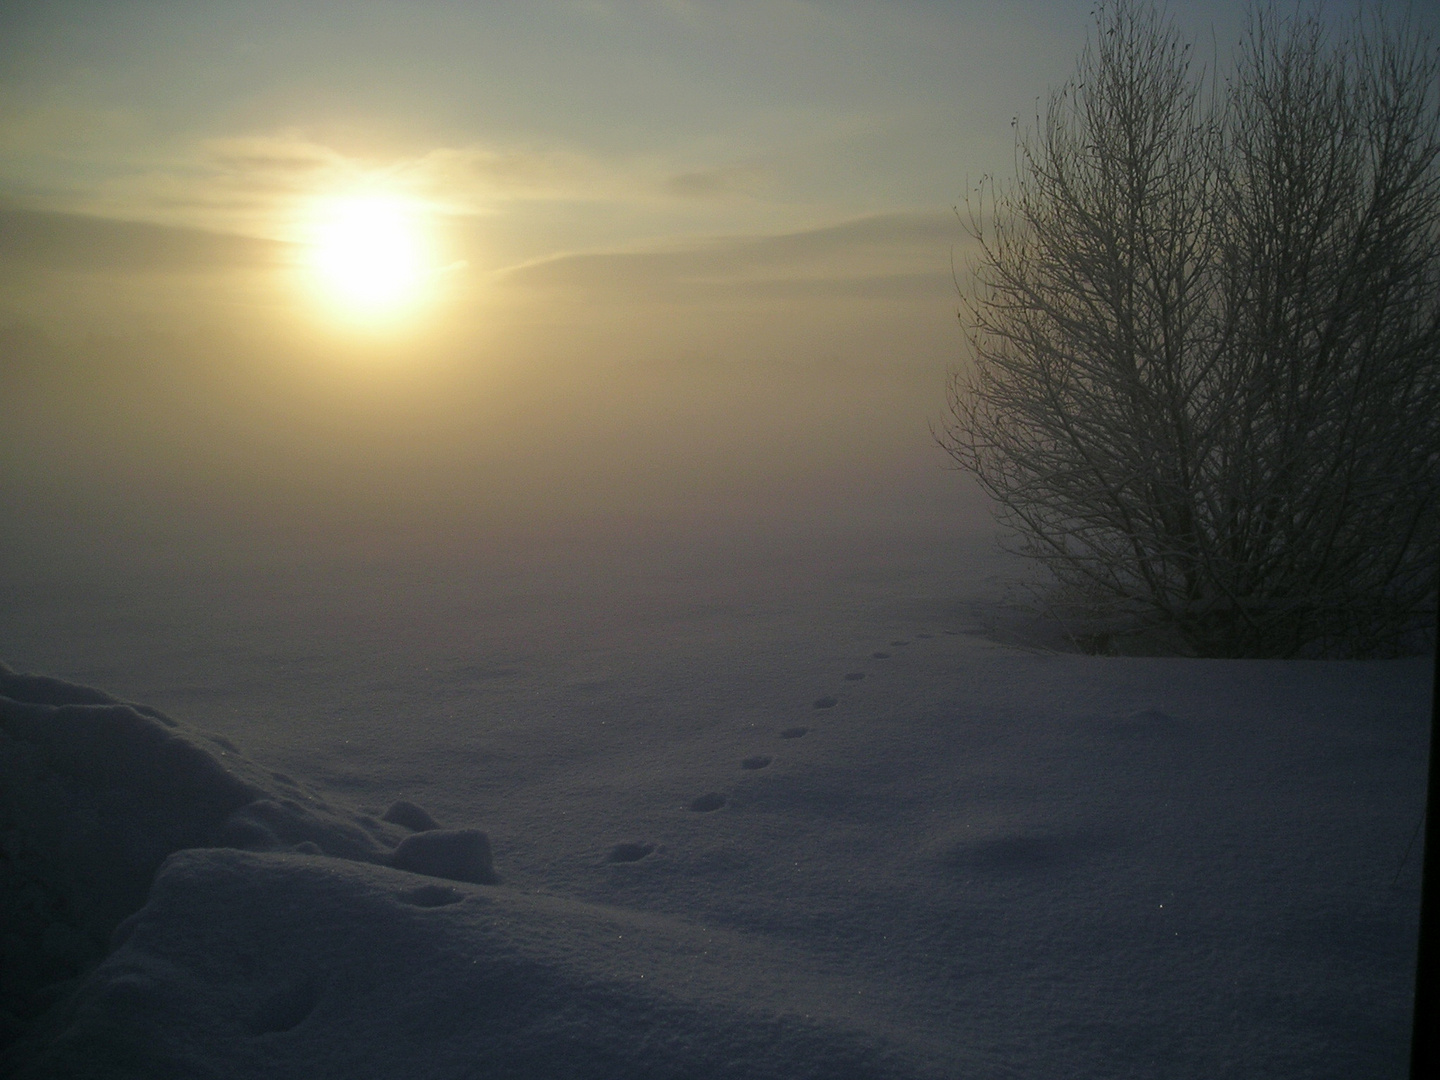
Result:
[1411, 604, 1440, 1078]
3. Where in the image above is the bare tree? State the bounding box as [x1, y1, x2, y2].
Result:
[939, 1, 1440, 658]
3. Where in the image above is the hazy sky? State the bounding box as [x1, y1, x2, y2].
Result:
[0, 1, 1264, 306]
[0, 2, 1094, 242]
[0, 1, 1407, 547]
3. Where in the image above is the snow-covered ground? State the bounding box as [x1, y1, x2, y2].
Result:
[0, 490, 1430, 1079]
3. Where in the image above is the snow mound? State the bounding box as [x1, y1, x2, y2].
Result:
[11, 848, 937, 1079]
[0, 662, 471, 1048]
[387, 828, 500, 885]
[1, 664, 932, 1078]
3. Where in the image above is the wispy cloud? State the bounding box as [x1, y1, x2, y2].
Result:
[0, 205, 291, 274]
[663, 163, 769, 200]
[2, 123, 789, 245]
[498, 210, 964, 302]
[0, 96, 973, 295]
[401, 144, 642, 208]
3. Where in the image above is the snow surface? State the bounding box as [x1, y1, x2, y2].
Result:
[0, 508, 1432, 1078]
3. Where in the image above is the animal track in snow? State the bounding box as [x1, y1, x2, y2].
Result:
[249, 980, 320, 1036]
[607, 842, 656, 862]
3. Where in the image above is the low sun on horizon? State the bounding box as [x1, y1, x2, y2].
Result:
[301, 193, 438, 325]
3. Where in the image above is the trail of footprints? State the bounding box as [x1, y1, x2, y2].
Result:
[605, 627, 960, 863]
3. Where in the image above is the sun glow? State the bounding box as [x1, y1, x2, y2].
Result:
[303, 194, 436, 323]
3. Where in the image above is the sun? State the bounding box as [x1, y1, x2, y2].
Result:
[302, 193, 435, 323]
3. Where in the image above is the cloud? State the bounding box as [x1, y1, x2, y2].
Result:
[0, 131, 361, 242]
[1, 114, 966, 293]
[497, 210, 965, 302]
[180, 134, 663, 219]
[5, 110, 916, 264]
[13, 129, 675, 243]
[0, 206, 291, 274]
[664, 163, 768, 200]
[402, 144, 633, 207]
[199, 135, 345, 178]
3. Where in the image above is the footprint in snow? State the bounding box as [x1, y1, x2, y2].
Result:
[843, 672, 865, 681]
[872, 652, 890, 659]
[689, 793, 727, 812]
[248, 980, 320, 1036]
[607, 842, 656, 862]
[812, 696, 837, 709]
[741, 755, 772, 770]
[779, 726, 808, 739]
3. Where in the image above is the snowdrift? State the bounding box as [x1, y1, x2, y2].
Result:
[0, 663, 933, 1078]
[2, 639, 1430, 1078]
[17, 849, 935, 1079]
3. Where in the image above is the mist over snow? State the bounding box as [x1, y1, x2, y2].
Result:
[0, 132, 1430, 1080]
[2, 1, 1436, 1075]
[0, 238, 1432, 1075]
[0, 464, 1430, 1076]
